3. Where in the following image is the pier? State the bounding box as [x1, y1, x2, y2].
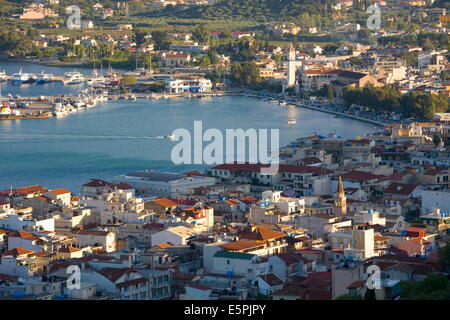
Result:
[0, 91, 225, 120]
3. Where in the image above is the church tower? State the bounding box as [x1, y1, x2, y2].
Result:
[287, 43, 297, 87]
[334, 176, 347, 216]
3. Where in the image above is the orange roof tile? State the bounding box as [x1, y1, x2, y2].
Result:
[50, 188, 70, 195]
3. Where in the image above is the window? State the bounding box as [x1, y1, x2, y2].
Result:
[227, 260, 230, 265]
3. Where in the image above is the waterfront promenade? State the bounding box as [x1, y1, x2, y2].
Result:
[228, 90, 388, 127]
[1, 89, 388, 126]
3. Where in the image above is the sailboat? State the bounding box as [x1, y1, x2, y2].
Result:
[86, 64, 105, 86]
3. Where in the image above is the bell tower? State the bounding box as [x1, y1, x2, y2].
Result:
[286, 43, 297, 87]
[334, 176, 347, 216]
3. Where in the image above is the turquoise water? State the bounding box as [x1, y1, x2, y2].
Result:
[0, 62, 377, 193]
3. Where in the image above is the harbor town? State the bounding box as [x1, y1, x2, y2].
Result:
[0, 0, 450, 304]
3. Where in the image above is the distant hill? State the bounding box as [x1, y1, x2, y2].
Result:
[159, 0, 335, 21]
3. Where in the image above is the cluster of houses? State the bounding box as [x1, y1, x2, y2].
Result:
[251, 41, 449, 97]
[1, 117, 450, 300]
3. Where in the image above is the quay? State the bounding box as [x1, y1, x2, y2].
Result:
[0, 91, 225, 120]
[1, 86, 386, 126]
[228, 90, 388, 127]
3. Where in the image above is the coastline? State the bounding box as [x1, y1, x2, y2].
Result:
[0, 56, 88, 69]
[225, 90, 388, 127]
[0, 87, 388, 126]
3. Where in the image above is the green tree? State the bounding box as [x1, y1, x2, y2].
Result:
[134, 28, 149, 46]
[192, 24, 210, 44]
[151, 31, 171, 50]
[364, 288, 377, 300]
[433, 135, 442, 147]
[437, 240, 450, 273]
[401, 274, 450, 300]
[0, 31, 33, 56]
[121, 75, 137, 86]
[326, 84, 335, 100]
[200, 56, 211, 67]
[230, 62, 260, 86]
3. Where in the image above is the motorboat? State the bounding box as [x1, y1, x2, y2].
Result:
[287, 119, 296, 125]
[0, 70, 6, 82]
[36, 71, 54, 84]
[63, 71, 84, 85]
[11, 68, 34, 84]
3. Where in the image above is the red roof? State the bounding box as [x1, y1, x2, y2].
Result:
[1, 248, 34, 257]
[341, 170, 383, 181]
[213, 163, 333, 175]
[384, 183, 418, 196]
[187, 283, 212, 291]
[50, 188, 70, 195]
[96, 267, 132, 283]
[424, 167, 449, 176]
[258, 273, 283, 286]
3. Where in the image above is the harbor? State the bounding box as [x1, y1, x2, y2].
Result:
[0, 63, 224, 119]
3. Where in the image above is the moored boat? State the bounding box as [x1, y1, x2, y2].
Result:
[11, 68, 34, 85]
[36, 71, 54, 84]
[63, 71, 84, 85]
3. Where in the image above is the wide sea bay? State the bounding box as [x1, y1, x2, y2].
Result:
[0, 61, 377, 193]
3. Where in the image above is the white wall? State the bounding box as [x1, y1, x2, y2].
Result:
[421, 190, 450, 214]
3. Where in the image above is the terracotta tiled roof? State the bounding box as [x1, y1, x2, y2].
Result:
[155, 242, 174, 249]
[221, 240, 262, 251]
[96, 267, 132, 283]
[7, 230, 39, 241]
[187, 283, 211, 291]
[1, 248, 34, 257]
[238, 225, 286, 241]
[50, 188, 70, 195]
[341, 170, 383, 181]
[346, 280, 366, 289]
[117, 277, 148, 288]
[152, 198, 178, 208]
[0, 185, 47, 196]
[384, 183, 418, 196]
[258, 273, 283, 286]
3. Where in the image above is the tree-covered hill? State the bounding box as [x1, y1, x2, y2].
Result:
[157, 0, 336, 21]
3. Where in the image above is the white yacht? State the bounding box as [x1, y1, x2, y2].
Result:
[63, 71, 84, 85]
[11, 68, 34, 84]
[0, 70, 6, 82]
[287, 119, 296, 125]
[36, 71, 54, 84]
[86, 67, 105, 86]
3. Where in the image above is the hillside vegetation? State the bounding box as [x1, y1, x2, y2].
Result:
[156, 0, 334, 21]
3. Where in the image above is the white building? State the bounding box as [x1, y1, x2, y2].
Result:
[75, 230, 116, 252]
[0, 213, 54, 232]
[111, 170, 216, 197]
[165, 78, 212, 93]
[421, 189, 450, 214]
[151, 225, 197, 247]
